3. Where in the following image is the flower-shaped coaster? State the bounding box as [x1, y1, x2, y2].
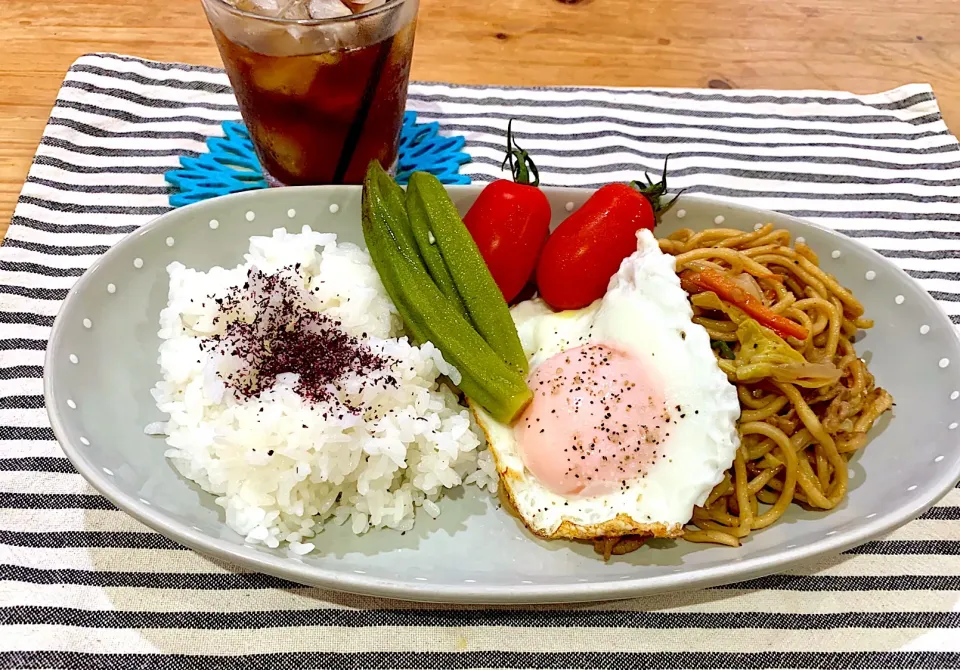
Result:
[165, 111, 471, 208]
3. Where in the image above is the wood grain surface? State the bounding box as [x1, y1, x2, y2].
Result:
[2, 0, 959, 239]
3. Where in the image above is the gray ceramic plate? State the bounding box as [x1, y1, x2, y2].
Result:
[45, 186, 960, 604]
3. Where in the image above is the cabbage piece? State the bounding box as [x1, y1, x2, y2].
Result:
[731, 272, 764, 301]
[734, 319, 841, 389]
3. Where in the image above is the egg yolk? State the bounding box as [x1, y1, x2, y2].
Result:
[513, 343, 669, 498]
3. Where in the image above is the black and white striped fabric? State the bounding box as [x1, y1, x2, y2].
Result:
[1, 53, 959, 669]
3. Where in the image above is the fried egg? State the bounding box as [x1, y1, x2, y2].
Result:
[472, 230, 741, 541]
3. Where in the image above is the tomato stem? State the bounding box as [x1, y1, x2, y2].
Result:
[502, 119, 541, 187]
[630, 156, 684, 222]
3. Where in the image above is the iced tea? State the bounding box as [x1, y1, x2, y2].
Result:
[201, 0, 418, 185]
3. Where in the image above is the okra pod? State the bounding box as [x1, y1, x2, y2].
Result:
[406, 171, 528, 375]
[361, 164, 532, 423]
[403, 179, 470, 320]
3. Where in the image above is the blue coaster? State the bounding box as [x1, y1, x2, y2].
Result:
[165, 111, 471, 208]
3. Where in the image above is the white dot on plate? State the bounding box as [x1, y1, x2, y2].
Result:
[940, 358, 950, 369]
[714, 215, 725, 225]
[826, 530, 837, 536]
[107, 283, 116, 294]
[414, 577, 427, 582]
[66, 399, 76, 409]
[329, 204, 340, 214]
[139, 498, 151, 506]
[82, 318, 92, 329]
[80, 436, 90, 446]
[866, 513, 877, 519]
[950, 423, 958, 430]
[754, 223, 764, 231]
[675, 208, 686, 219]
[564, 201, 575, 212]
[951, 391, 958, 400]
[921, 325, 931, 335]
[165, 237, 175, 247]
[464, 579, 476, 584]
[103, 468, 113, 476]
[287, 208, 297, 218]
[209, 219, 220, 229]
[865, 270, 876, 281]
[133, 258, 143, 269]
[895, 295, 904, 305]
[69, 354, 78, 364]
[245, 211, 255, 222]
[908, 485, 919, 491]
[796, 236, 806, 245]
[935, 455, 945, 463]
[831, 250, 841, 259]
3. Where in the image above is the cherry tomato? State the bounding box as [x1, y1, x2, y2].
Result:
[464, 180, 551, 303]
[536, 183, 656, 311]
[463, 121, 551, 303]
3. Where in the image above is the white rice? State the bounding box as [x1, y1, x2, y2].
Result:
[149, 226, 496, 553]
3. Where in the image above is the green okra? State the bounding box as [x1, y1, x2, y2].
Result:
[361, 162, 532, 423]
[367, 162, 420, 266]
[405, 171, 529, 375]
[403, 178, 470, 321]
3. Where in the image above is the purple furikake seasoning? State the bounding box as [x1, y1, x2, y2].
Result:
[201, 266, 396, 412]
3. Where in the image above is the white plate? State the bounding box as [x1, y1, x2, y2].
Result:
[44, 186, 960, 604]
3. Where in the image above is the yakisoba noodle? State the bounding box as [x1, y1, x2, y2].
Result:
[597, 224, 893, 556]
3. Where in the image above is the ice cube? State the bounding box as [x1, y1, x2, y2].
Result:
[277, 0, 311, 19]
[233, 0, 281, 15]
[249, 57, 321, 94]
[308, 0, 353, 19]
[255, 125, 307, 179]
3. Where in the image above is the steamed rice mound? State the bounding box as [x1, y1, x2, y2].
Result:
[149, 226, 496, 553]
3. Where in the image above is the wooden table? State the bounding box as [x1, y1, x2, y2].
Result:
[2, 0, 959, 239]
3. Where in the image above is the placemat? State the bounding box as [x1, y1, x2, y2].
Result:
[1, 53, 959, 669]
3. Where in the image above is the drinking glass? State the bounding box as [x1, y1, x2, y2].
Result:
[201, 0, 419, 185]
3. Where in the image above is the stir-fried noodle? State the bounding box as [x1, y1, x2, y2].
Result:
[596, 224, 893, 557]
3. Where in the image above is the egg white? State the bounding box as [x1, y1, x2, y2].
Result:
[473, 230, 741, 540]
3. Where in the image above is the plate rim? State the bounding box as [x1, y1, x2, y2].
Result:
[44, 186, 960, 604]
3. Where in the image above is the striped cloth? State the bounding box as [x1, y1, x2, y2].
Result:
[1, 53, 959, 669]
